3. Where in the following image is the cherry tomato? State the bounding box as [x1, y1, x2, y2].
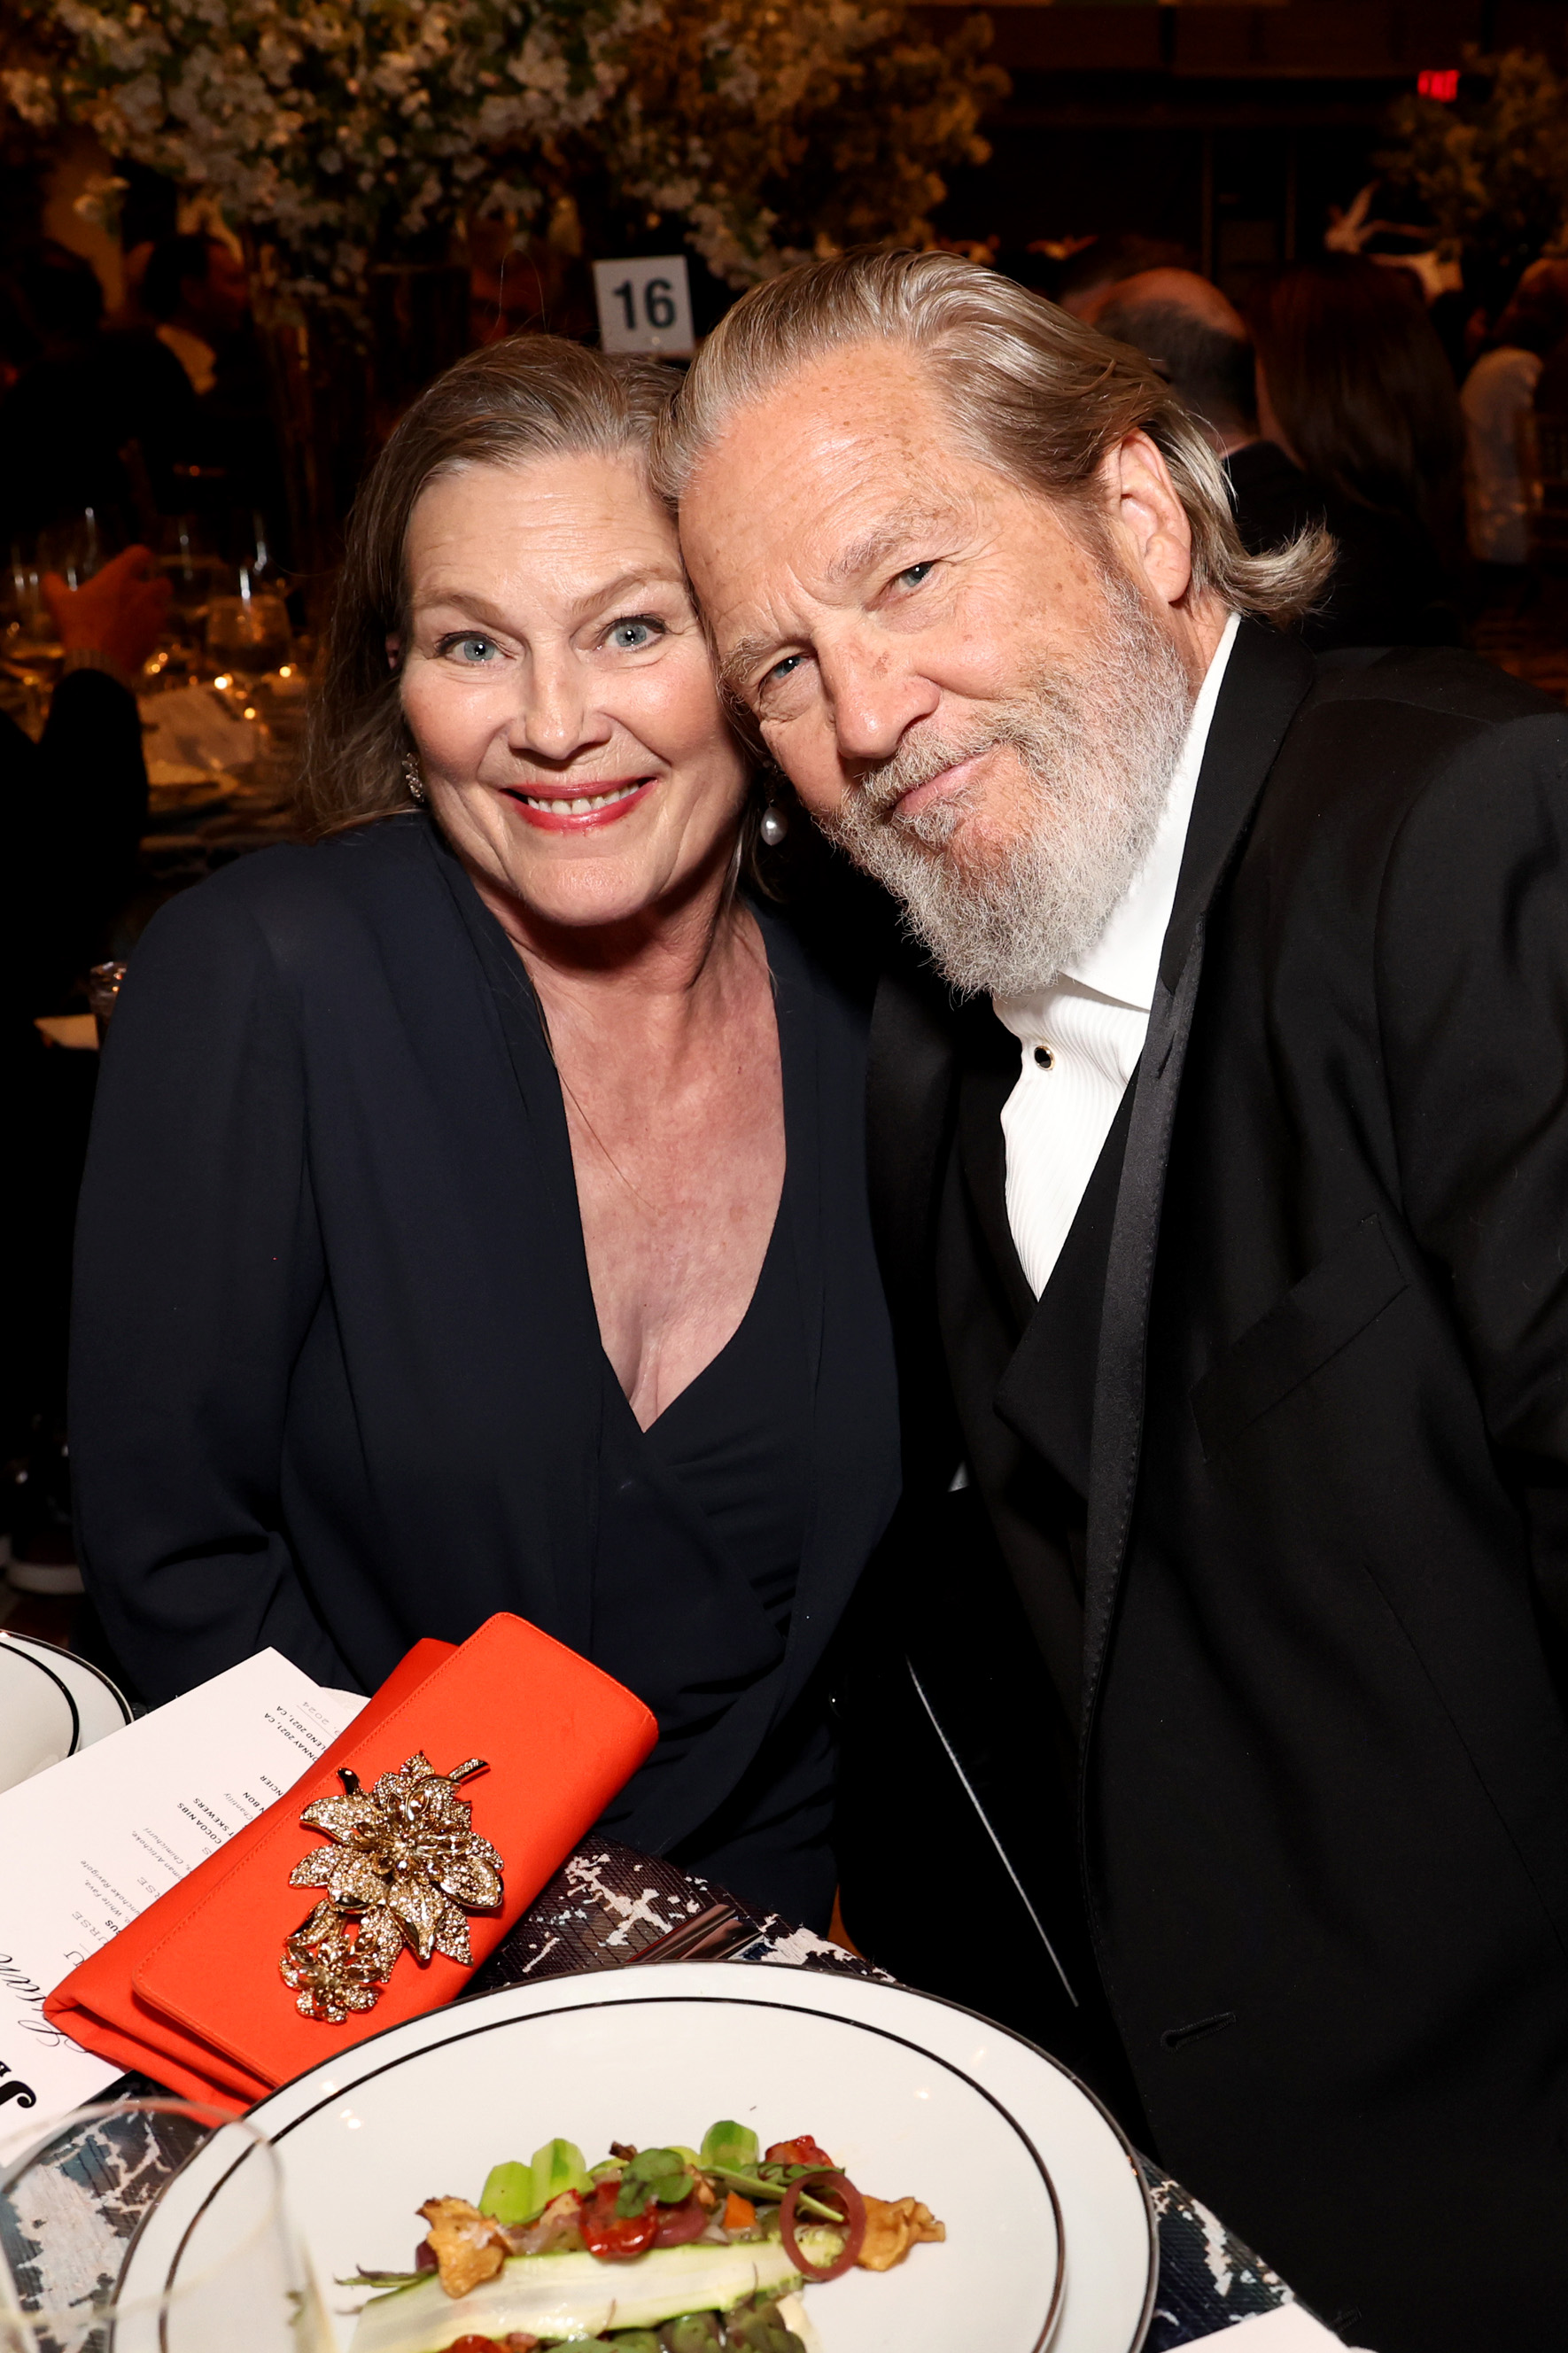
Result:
[765, 2136, 834, 2169]
[579, 2178, 658, 2262]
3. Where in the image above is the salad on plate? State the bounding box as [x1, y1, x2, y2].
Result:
[345, 2117, 944, 2352]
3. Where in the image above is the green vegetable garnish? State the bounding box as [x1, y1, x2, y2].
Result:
[702, 2166, 843, 2224]
[480, 2139, 591, 2225]
[615, 2146, 695, 2218]
[726, 2301, 805, 2352]
[478, 2160, 534, 2225]
[699, 2121, 760, 2174]
[533, 2139, 593, 2215]
[660, 2315, 722, 2349]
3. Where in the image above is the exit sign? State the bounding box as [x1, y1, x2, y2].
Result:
[1417, 68, 1460, 101]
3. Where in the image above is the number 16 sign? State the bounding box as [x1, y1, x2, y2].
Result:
[593, 255, 695, 357]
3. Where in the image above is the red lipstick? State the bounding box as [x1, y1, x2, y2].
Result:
[500, 775, 656, 833]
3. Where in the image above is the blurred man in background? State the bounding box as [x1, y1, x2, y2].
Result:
[1090, 268, 1319, 563]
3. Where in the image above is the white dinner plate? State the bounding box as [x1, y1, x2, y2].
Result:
[0, 1641, 80, 1790]
[0, 1630, 133, 1753]
[117, 1962, 1155, 2353]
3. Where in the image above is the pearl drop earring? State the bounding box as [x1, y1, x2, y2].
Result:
[759, 798, 788, 846]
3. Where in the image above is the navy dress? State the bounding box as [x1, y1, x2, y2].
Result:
[71, 816, 900, 1928]
[596, 1083, 833, 1921]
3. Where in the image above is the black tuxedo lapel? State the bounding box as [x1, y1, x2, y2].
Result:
[956, 1008, 1037, 1336]
[1082, 622, 1317, 1723]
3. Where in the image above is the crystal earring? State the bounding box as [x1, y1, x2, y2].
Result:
[759, 796, 788, 846]
[402, 751, 426, 806]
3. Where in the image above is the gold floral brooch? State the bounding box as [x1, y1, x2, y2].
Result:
[280, 1752, 505, 2024]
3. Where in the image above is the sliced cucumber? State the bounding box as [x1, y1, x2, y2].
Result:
[347, 2234, 840, 2352]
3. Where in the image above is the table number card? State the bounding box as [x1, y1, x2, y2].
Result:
[593, 255, 695, 356]
[0, 1651, 362, 2127]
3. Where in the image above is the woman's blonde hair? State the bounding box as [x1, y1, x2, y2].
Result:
[301, 336, 675, 839]
[653, 246, 1333, 624]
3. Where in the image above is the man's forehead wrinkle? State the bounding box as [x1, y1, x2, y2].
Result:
[821, 494, 974, 590]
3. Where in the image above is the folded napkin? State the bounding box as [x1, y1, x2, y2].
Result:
[45, 1614, 657, 2111]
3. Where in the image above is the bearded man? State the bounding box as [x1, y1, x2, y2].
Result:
[662, 249, 1568, 2352]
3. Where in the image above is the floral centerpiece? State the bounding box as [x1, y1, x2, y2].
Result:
[4, 0, 1000, 304]
[4, 0, 998, 571]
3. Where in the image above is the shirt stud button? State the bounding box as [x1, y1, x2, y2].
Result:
[1034, 1044, 1054, 1069]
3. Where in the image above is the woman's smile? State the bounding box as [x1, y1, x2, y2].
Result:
[500, 774, 658, 831]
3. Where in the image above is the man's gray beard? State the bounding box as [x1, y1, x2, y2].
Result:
[819, 573, 1198, 999]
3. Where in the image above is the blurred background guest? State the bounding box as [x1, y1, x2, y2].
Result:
[1462, 260, 1568, 588]
[140, 232, 251, 397]
[1091, 268, 1321, 563]
[1054, 231, 1192, 321]
[1248, 256, 1465, 648]
[1, 546, 169, 1583]
[139, 232, 280, 530]
[1094, 268, 1256, 458]
[0, 243, 191, 543]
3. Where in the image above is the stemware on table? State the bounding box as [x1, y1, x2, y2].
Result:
[0, 2100, 329, 2353]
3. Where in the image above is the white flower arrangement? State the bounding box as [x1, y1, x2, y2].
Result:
[4, 0, 1000, 305]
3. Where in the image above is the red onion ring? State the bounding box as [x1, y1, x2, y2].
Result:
[652, 2192, 710, 2248]
[779, 2170, 866, 2280]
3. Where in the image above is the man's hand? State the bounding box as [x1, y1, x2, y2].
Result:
[43, 545, 172, 685]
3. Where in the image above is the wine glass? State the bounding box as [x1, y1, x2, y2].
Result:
[0, 548, 54, 660]
[36, 509, 113, 591]
[0, 2098, 329, 2353]
[0, 547, 62, 726]
[159, 515, 221, 631]
[206, 568, 292, 687]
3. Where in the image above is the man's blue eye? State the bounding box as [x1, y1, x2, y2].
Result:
[897, 562, 934, 588]
[765, 655, 803, 687]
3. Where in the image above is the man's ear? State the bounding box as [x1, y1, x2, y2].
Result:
[1101, 431, 1194, 610]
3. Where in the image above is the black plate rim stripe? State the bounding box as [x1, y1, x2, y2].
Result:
[1, 1643, 81, 1758]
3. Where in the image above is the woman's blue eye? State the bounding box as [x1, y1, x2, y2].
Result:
[609, 617, 660, 650]
[448, 634, 498, 664]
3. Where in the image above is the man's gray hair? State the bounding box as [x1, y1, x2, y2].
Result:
[656, 246, 1333, 625]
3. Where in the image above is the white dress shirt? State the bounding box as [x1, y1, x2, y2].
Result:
[993, 613, 1238, 1297]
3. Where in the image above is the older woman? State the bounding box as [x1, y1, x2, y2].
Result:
[68, 338, 899, 1925]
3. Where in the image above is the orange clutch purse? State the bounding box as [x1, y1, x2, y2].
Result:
[44, 1614, 657, 2110]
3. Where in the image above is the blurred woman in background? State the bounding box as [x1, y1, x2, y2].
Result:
[1247, 256, 1465, 649]
[1462, 260, 1568, 586]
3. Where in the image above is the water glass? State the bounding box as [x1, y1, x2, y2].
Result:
[0, 2099, 328, 2353]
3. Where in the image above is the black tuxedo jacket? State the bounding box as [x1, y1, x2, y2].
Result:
[834, 623, 1568, 2352]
